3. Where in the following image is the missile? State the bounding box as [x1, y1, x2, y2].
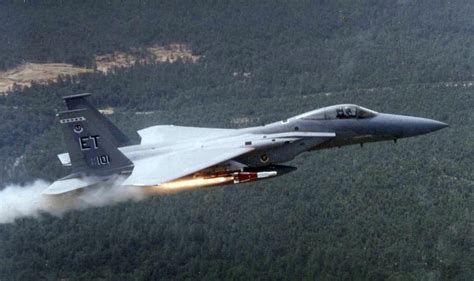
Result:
[144, 165, 297, 193]
[233, 165, 296, 184]
[233, 171, 277, 183]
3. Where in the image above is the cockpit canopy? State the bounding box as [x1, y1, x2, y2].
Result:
[294, 104, 378, 120]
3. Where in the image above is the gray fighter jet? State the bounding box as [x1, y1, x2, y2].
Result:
[43, 93, 447, 195]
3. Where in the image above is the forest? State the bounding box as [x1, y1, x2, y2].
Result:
[0, 0, 472, 280]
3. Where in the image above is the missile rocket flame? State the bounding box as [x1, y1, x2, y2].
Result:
[141, 165, 295, 194]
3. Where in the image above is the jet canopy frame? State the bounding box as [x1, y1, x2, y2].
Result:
[294, 104, 378, 120]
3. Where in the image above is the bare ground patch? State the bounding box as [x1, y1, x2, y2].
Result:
[0, 63, 93, 94]
[95, 44, 200, 73]
[0, 44, 200, 94]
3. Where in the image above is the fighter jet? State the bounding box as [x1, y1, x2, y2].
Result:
[42, 93, 447, 195]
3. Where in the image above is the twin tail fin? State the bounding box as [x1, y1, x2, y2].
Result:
[56, 93, 133, 176]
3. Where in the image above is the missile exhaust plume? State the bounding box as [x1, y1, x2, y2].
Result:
[0, 176, 231, 224]
[0, 167, 291, 224]
[0, 178, 145, 224]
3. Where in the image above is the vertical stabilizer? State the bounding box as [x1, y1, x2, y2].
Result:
[57, 94, 133, 176]
[62, 93, 131, 147]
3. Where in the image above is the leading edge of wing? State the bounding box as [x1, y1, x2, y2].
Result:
[138, 125, 237, 145]
[122, 146, 254, 186]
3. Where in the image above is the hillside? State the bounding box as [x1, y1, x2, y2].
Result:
[0, 1, 472, 280]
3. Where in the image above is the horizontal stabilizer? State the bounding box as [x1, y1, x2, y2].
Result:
[42, 177, 97, 195]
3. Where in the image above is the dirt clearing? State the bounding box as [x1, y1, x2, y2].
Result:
[0, 63, 93, 93]
[0, 44, 200, 94]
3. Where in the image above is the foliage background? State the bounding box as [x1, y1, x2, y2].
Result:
[0, 1, 472, 280]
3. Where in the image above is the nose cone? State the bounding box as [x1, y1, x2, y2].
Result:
[400, 116, 448, 137]
[373, 114, 448, 138]
[417, 119, 448, 134]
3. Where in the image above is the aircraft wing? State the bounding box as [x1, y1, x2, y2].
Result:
[138, 125, 236, 145]
[121, 146, 254, 186]
[45, 130, 335, 193]
[122, 131, 335, 186]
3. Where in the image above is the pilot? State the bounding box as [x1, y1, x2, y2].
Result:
[344, 107, 354, 118]
[336, 107, 345, 119]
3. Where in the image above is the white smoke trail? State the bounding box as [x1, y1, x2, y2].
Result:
[0, 179, 145, 224]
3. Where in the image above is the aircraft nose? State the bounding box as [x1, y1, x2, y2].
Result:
[392, 115, 448, 137]
[419, 119, 448, 133]
[373, 114, 448, 138]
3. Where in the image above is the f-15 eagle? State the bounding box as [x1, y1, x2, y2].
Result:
[43, 94, 447, 195]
